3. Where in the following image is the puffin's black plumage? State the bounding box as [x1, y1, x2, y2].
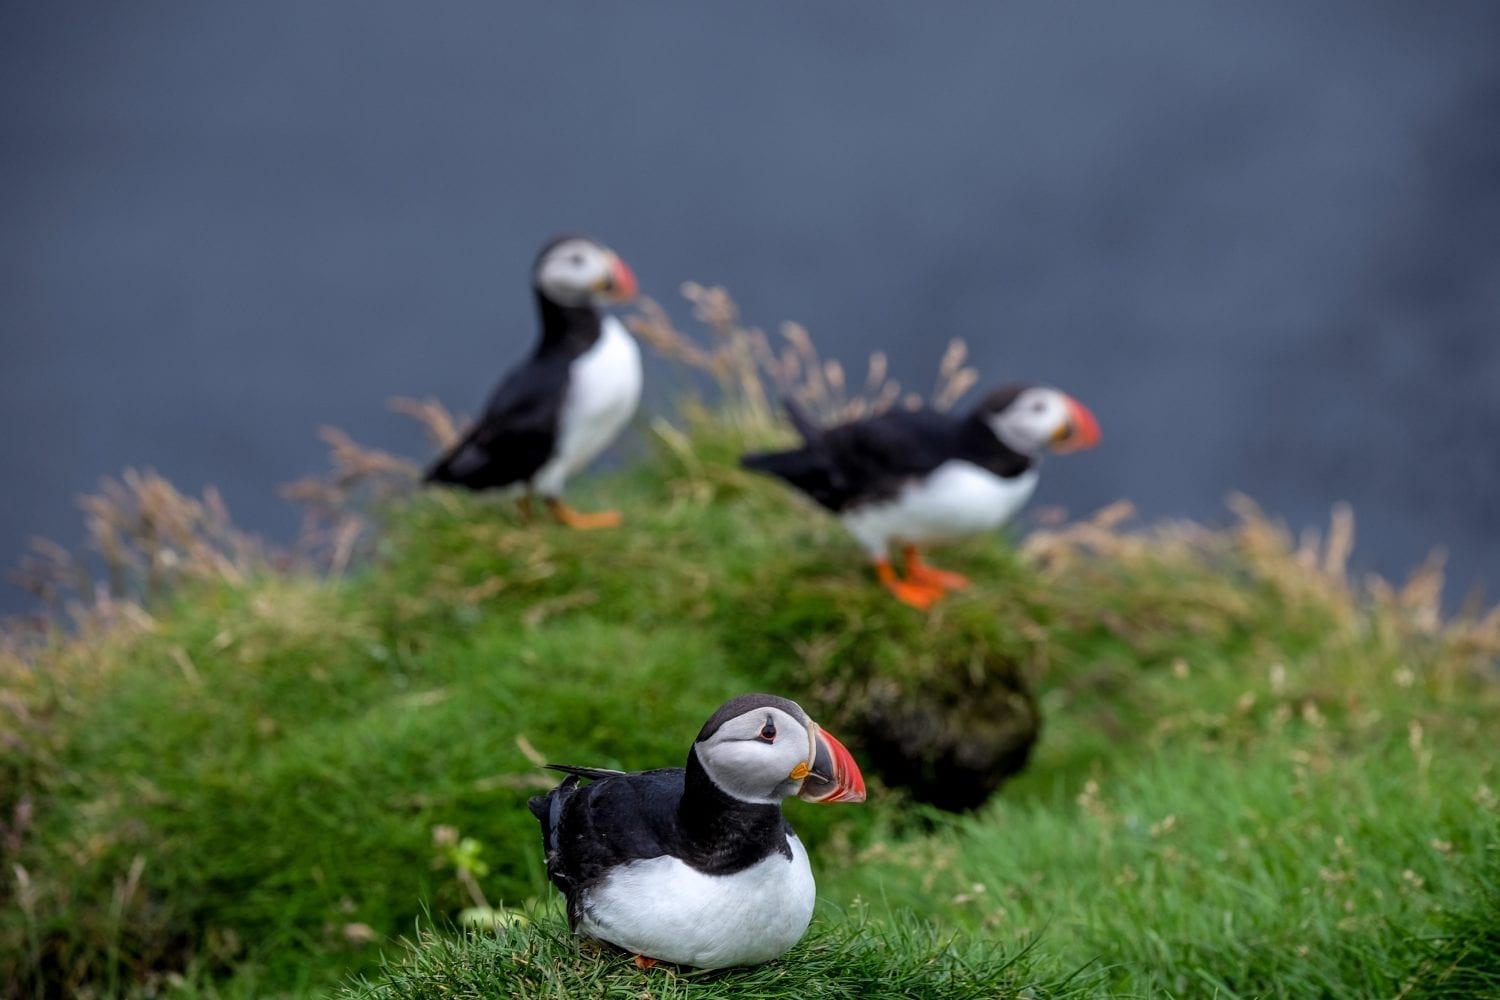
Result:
[423, 294, 605, 490]
[526, 693, 865, 967]
[528, 755, 792, 929]
[423, 307, 597, 491]
[741, 391, 1034, 512]
[741, 384, 1100, 610]
[422, 236, 641, 522]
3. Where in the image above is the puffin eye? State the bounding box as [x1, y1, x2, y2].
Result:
[569, 253, 586, 266]
[758, 720, 776, 742]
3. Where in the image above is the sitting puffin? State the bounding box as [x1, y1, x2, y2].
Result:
[742, 384, 1101, 609]
[424, 235, 642, 529]
[528, 693, 866, 970]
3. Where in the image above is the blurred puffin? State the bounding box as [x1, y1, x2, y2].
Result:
[742, 384, 1101, 609]
[529, 693, 865, 970]
[424, 235, 642, 528]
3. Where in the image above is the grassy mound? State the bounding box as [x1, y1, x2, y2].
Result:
[344, 908, 1093, 1000]
[4, 397, 1499, 997]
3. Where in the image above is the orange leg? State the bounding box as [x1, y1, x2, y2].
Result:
[517, 494, 535, 521]
[875, 559, 943, 611]
[544, 497, 622, 530]
[903, 544, 970, 592]
[633, 955, 659, 970]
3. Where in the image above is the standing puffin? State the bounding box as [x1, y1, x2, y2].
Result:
[528, 693, 866, 970]
[423, 235, 642, 529]
[742, 384, 1101, 609]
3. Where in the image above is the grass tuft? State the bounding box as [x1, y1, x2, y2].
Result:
[345, 906, 1094, 1000]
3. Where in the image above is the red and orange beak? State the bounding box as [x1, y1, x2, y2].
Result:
[796, 725, 866, 804]
[599, 252, 638, 302]
[1050, 395, 1101, 453]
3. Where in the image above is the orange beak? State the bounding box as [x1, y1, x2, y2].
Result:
[1050, 395, 1101, 453]
[604, 253, 638, 302]
[797, 725, 866, 804]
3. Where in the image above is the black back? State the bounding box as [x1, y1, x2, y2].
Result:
[741, 402, 1033, 512]
[422, 292, 602, 490]
[528, 751, 793, 929]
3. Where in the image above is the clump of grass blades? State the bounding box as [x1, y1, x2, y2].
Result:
[629, 282, 980, 431]
[344, 906, 1098, 1000]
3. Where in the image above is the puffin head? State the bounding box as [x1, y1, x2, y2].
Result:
[531, 234, 638, 308]
[974, 383, 1101, 456]
[691, 694, 866, 807]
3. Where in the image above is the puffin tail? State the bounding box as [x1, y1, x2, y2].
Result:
[740, 396, 847, 510]
[527, 772, 584, 854]
[423, 435, 486, 486]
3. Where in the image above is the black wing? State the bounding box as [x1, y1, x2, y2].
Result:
[527, 767, 686, 928]
[544, 763, 627, 781]
[423, 354, 571, 490]
[743, 406, 965, 511]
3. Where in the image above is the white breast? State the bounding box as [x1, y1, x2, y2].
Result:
[576, 833, 816, 969]
[841, 460, 1039, 558]
[531, 315, 643, 497]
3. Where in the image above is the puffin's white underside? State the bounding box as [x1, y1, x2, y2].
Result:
[841, 460, 1039, 558]
[577, 833, 816, 969]
[532, 315, 643, 497]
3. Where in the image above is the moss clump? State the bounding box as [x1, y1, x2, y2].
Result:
[854, 670, 1039, 811]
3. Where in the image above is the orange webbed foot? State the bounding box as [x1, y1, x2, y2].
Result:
[903, 546, 970, 592]
[544, 498, 623, 530]
[633, 955, 659, 970]
[875, 559, 945, 611]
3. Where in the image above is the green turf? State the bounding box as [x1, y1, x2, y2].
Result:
[3, 413, 1497, 998]
[343, 906, 1099, 1000]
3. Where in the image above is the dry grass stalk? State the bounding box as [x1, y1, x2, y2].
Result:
[1020, 501, 1149, 568]
[1323, 502, 1355, 581]
[281, 422, 423, 573]
[389, 396, 463, 451]
[11, 470, 264, 627]
[932, 339, 981, 411]
[1024, 494, 1500, 671]
[626, 286, 978, 432]
[10, 400, 444, 634]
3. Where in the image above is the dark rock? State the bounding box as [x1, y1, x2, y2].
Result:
[842, 669, 1039, 812]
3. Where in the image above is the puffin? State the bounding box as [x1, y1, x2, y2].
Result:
[528, 693, 866, 970]
[423, 235, 642, 529]
[741, 383, 1101, 609]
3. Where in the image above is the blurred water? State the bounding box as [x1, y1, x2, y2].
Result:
[2, 3, 1497, 613]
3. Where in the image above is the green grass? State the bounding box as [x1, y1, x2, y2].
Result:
[343, 907, 1096, 1000]
[3, 412, 1498, 998]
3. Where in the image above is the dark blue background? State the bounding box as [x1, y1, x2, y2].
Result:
[3, 3, 1498, 612]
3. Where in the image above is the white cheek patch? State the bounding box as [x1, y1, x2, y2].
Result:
[538, 244, 610, 303]
[993, 410, 1056, 454]
[698, 716, 811, 806]
[701, 743, 796, 805]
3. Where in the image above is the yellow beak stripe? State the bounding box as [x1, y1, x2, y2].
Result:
[788, 761, 811, 781]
